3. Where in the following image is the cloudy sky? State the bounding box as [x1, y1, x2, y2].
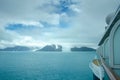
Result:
[0, 0, 119, 51]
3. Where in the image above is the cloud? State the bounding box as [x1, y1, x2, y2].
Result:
[0, 0, 119, 51]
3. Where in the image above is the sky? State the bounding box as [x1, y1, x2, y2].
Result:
[0, 0, 119, 51]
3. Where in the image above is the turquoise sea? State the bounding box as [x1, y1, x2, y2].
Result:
[0, 51, 96, 80]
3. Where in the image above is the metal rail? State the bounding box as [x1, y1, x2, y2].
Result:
[100, 56, 120, 80]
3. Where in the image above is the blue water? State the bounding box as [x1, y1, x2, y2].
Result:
[0, 51, 95, 80]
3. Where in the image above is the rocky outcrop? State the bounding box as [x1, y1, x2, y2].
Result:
[37, 44, 62, 51]
[71, 46, 96, 51]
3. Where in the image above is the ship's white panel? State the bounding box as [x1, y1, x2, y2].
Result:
[110, 19, 120, 68]
[101, 45, 104, 57]
[103, 38, 110, 65]
[113, 25, 120, 64]
[97, 45, 104, 57]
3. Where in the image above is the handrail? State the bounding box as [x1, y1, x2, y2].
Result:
[100, 56, 120, 80]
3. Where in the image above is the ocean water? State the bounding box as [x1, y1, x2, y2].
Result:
[0, 51, 95, 80]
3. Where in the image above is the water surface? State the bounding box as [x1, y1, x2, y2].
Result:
[0, 51, 95, 80]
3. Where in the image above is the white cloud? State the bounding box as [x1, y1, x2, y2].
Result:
[12, 36, 47, 47]
[0, 0, 119, 51]
[0, 0, 59, 26]
[70, 5, 81, 13]
[43, 13, 60, 25]
[17, 21, 44, 28]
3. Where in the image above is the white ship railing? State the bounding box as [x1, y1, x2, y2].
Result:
[100, 55, 120, 80]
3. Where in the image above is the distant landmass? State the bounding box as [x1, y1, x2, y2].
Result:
[71, 47, 96, 51]
[0, 45, 95, 52]
[37, 44, 62, 51]
[0, 46, 31, 51]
